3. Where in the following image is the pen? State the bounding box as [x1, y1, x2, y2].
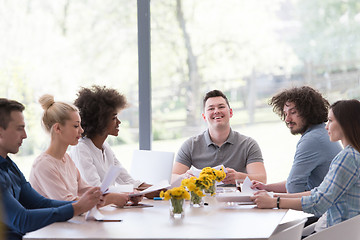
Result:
[97, 219, 122, 222]
[153, 197, 163, 200]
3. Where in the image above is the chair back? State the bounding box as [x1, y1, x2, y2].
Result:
[130, 150, 174, 185]
[269, 218, 307, 240]
[304, 214, 360, 240]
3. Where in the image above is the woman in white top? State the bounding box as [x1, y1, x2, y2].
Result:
[29, 94, 136, 207]
[69, 86, 159, 198]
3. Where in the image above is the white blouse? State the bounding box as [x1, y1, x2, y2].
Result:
[69, 137, 143, 188]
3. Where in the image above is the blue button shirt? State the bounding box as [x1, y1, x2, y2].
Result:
[0, 155, 74, 239]
[286, 123, 342, 193]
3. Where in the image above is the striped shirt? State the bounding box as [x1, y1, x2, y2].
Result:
[301, 145, 360, 227]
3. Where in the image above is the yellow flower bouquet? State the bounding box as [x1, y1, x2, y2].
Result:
[181, 166, 226, 206]
[160, 186, 190, 217]
[181, 177, 206, 207]
[200, 167, 226, 196]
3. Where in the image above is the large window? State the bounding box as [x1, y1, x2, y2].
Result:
[0, 1, 139, 176]
[150, 0, 360, 182]
[1, 0, 360, 182]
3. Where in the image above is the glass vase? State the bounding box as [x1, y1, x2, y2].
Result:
[190, 191, 204, 208]
[170, 198, 185, 218]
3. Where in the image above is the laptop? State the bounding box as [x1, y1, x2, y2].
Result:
[130, 150, 175, 185]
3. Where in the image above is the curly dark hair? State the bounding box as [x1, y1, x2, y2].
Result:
[74, 85, 128, 138]
[269, 86, 329, 125]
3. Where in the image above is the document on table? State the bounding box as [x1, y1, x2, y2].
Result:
[85, 166, 122, 221]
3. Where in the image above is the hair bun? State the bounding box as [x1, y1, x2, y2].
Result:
[39, 94, 55, 110]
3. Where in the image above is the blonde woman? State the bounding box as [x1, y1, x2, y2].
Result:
[29, 94, 136, 207]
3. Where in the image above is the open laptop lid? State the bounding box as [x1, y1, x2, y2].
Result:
[130, 150, 174, 185]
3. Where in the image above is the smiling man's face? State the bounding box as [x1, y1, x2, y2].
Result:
[202, 96, 233, 130]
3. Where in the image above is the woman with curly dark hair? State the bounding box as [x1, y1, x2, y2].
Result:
[69, 86, 154, 195]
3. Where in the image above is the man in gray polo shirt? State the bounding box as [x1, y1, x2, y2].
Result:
[172, 90, 267, 185]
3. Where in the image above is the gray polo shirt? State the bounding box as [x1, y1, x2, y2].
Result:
[175, 129, 263, 172]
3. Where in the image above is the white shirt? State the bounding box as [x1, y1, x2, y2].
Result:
[69, 137, 143, 188]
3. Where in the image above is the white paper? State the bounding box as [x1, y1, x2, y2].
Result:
[128, 179, 170, 197]
[243, 176, 273, 197]
[85, 208, 105, 221]
[170, 174, 183, 188]
[216, 177, 273, 203]
[100, 166, 122, 193]
[108, 184, 134, 193]
[85, 207, 123, 221]
[189, 166, 202, 177]
[85, 166, 122, 221]
[242, 176, 257, 194]
[215, 192, 253, 202]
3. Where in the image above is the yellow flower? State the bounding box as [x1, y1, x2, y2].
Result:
[198, 174, 213, 189]
[181, 177, 197, 190]
[161, 186, 190, 201]
[180, 167, 226, 198]
[194, 189, 205, 197]
[199, 166, 226, 182]
[214, 167, 226, 181]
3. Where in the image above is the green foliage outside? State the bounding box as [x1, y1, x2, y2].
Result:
[1, 0, 360, 160]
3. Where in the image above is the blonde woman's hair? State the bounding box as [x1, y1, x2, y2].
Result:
[39, 94, 78, 133]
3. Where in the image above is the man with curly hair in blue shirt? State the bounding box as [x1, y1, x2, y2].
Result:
[252, 86, 342, 193]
